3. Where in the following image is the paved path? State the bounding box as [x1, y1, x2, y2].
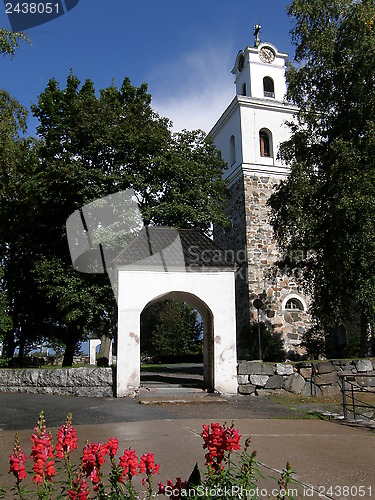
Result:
[1, 393, 374, 499]
[0, 391, 299, 430]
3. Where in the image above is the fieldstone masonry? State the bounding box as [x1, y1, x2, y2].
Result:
[214, 173, 311, 356]
[0, 367, 114, 397]
[238, 358, 375, 396]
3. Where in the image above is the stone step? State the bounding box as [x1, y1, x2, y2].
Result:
[139, 386, 205, 393]
[136, 387, 227, 404]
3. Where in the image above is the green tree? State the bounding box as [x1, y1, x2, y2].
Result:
[0, 26, 42, 362]
[0, 90, 46, 359]
[268, 0, 375, 356]
[0, 28, 30, 57]
[141, 300, 203, 358]
[17, 72, 228, 365]
[0, 266, 12, 344]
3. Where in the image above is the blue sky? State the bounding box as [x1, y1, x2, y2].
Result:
[1, 0, 295, 135]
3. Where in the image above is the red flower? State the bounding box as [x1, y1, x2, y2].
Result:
[55, 413, 78, 459]
[106, 437, 119, 459]
[9, 434, 27, 482]
[201, 422, 241, 468]
[158, 477, 187, 499]
[81, 442, 108, 491]
[67, 472, 91, 499]
[118, 448, 139, 481]
[140, 452, 160, 475]
[45, 459, 57, 481]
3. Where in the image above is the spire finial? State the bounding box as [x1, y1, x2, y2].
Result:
[254, 24, 261, 47]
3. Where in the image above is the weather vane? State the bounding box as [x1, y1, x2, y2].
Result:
[254, 24, 261, 47]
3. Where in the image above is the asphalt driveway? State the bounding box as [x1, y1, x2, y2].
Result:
[0, 391, 299, 431]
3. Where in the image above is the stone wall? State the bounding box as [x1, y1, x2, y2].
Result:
[0, 367, 114, 397]
[238, 358, 375, 396]
[214, 174, 250, 330]
[214, 172, 311, 356]
[243, 174, 311, 356]
[52, 355, 90, 366]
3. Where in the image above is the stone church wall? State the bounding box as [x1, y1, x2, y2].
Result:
[214, 172, 311, 357]
[238, 358, 375, 397]
[213, 174, 250, 332]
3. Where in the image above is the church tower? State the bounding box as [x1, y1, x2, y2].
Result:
[211, 27, 310, 357]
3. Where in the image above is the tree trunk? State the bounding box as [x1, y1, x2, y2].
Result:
[62, 338, 76, 367]
[369, 320, 374, 357]
[97, 313, 117, 367]
[97, 334, 112, 367]
[18, 331, 26, 364]
[2, 329, 15, 359]
[359, 312, 370, 358]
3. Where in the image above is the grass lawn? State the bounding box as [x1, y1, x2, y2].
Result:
[267, 392, 375, 420]
[267, 393, 343, 419]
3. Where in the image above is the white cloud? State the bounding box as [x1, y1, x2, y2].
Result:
[149, 42, 235, 133]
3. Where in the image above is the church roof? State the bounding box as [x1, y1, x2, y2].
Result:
[113, 226, 237, 271]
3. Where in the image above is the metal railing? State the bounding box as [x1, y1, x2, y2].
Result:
[339, 372, 375, 421]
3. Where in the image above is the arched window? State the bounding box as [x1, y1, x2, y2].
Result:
[229, 135, 236, 166]
[259, 129, 272, 158]
[263, 77, 275, 98]
[285, 298, 304, 311]
[241, 83, 247, 96]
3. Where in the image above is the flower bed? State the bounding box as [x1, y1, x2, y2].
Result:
[7, 411, 296, 499]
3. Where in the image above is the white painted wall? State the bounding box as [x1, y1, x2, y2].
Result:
[89, 338, 113, 365]
[211, 98, 295, 182]
[89, 339, 101, 365]
[239, 101, 295, 167]
[116, 269, 238, 397]
[212, 102, 242, 180]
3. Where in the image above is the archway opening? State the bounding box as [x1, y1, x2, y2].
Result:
[140, 292, 214, 391]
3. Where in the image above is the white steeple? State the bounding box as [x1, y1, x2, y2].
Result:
[209, 27, 297, 185]
[233, 42, 287, 101]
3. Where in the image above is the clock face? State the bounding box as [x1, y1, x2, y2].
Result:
[259, 47, 275, 64]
